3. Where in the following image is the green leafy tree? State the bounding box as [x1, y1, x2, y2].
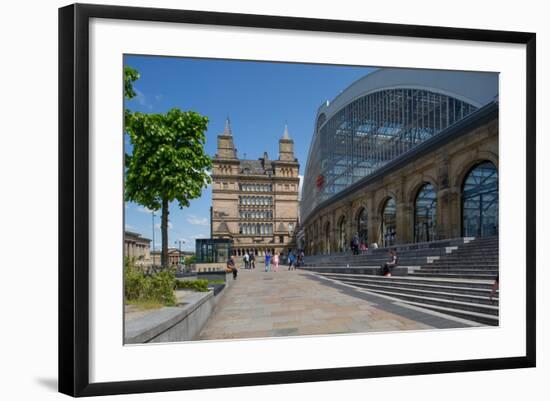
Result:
[125, 109, 212, 268]
[185, 255, 196, 267]
[124, 66, 139, 100]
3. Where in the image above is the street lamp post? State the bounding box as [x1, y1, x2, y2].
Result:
[152, 211, 156, 266]
[174, 239, 186, 268]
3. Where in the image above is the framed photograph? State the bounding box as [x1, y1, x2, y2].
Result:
[58, 3, 536, 397]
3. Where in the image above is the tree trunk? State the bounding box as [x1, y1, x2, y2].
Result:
[161, 198, 169, 268]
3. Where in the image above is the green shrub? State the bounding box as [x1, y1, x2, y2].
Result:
[175, 279, 209, 292]
[124, 258, 177, 306]
[144, 271, 177, 305]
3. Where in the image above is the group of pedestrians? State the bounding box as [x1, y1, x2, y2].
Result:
[264, 249, 303, 271]
[264, 251, 277, 272]
[242, 252, 256, 269]
[227, 249, 305, 278]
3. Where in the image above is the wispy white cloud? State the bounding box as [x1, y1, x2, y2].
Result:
[134, 88, 146, 106]
[155, 221, 173, 230]
[134, 87, 153, 110]
[136, 206, 158, 214]
[186, 215, 209, 226]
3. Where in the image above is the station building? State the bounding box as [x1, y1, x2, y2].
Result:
[300, 68, 499, 255]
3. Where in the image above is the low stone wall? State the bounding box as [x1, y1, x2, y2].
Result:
[197, 271, 233, 289]
[125, 272, 234, 344]
[195, 263, 226, 272]
[125, 291, 213, 344]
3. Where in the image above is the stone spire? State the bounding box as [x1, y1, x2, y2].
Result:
[223, 117, 232, 136]
[282, 122, 290, 140]
[279, 122, 295, 162]
[216, 117, 237, 159]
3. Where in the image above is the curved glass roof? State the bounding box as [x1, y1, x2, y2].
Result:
[301, 68, 498, 222]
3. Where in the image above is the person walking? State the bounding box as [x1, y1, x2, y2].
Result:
[298, 249, 305, 267]
[243, 252, 249, 269]
[265, 250, 271, 272]
[249, 252, 256, 269]
[288, 251, 296, 270]
[273, 252, 280, 272]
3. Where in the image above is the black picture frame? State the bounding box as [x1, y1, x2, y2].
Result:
[58, 3, 536, 397]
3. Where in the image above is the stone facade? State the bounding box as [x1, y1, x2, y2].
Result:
[124, 231, 151, 266]
[211, 120, 300, 257]
[151, 249, 193, 267]
[302, 110, 498, 256]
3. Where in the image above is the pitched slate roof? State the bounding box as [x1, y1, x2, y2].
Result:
[239, 159, 273, 175]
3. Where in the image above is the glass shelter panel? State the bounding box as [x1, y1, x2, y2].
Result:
[195, 239, 233, 263]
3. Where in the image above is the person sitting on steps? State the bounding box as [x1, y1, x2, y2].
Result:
[382, 249, 398, 277]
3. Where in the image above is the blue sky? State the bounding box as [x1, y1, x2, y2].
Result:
[124, 55, 375, 251]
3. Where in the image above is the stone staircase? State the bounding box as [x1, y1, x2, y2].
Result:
[302, 238, 470, 273]
[410, 236, 498, 280]
[301, 236, 499, 326]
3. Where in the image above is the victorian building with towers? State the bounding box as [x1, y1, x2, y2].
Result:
[210, 119, 300, 257]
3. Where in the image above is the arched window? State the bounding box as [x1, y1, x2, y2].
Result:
[357, 208, 368, 244]
[381, 198, 396, 247]
[462, 161, 498, 237]
[338, 216, 347, 252]
[414, 183, 437, 242]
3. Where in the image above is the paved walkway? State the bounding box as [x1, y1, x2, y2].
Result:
[198, 266, 439, 340]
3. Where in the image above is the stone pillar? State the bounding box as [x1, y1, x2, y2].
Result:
[368, 208, 380, 246]
[436, 189, 450, 240]
[397, 201, 414, 244]
[435, 186, 460, 240]
[329, 210, 336, 254]
[347, 204, 355, 240]
[434, 153, 462, 240]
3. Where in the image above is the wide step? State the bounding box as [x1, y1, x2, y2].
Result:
[322, 274, 498, 299]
